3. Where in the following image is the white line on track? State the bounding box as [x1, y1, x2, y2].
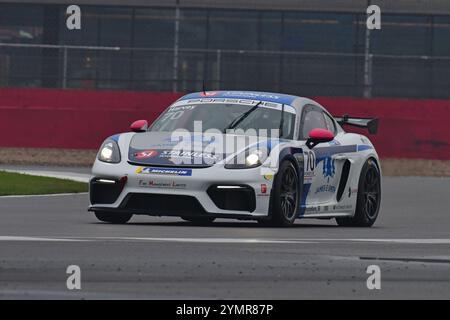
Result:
[286, 238, 450, 244]
[1, 236, 450, 244]
[0, 236, 311, 244]
[332, 238, 450, 244]
[0, 236, 88, 242]
[109, 237, 315, 244]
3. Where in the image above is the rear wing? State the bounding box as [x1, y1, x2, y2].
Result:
[334, 115, 379, 135]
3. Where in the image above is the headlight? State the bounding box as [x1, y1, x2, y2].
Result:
[225, 148, 268, 169]
[98, 140, 121, 163]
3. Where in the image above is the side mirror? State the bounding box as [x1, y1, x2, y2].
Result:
[306, 128, 334, 149]
[130, 120, 148, 133]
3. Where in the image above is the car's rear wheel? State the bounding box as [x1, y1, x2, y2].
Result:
[94, 212, 132, 224]
[263, 160, 299, 227]
[181, 216, 216, 225]
[336, 158, 381, 227]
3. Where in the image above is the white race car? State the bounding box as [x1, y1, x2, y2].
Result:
[89, 91, 381, 227]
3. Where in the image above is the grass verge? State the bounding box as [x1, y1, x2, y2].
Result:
[0, 171, 88, 196]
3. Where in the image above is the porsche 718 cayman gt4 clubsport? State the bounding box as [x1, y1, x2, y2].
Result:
[89, 91, 381, 227]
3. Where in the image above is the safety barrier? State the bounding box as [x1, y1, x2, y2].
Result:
[0, 88, 449, 159]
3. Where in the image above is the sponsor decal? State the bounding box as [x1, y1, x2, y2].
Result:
[263, 173, 274, 181]
[134, 150, 158, 159]
[257, 184, 270, 196]
[159, 150, 218, 161]
[305, 206, 320, 213]
[138, 180, 187, 189]
[304, 150, 316, 182]
[167, 105, 197, 112]
[304, 171, 315, 182]
[315, 184, 336, 194]
[260, 184, 267, 194]
[222, 91, 282, 100]
[322, 156, 336, 182]
[333, 204, 353, 211]
[136, 167, 192, 176]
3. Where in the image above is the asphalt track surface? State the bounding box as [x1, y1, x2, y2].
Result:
[1, 171, 450, 299]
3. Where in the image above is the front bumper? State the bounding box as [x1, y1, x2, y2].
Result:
[88, 161, 274, 219]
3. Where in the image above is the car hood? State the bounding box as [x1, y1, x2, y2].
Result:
[128, 131, 278, 167]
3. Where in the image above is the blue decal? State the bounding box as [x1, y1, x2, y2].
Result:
[357, 145, 374, 152]
[110, 134, 121, 142]
[322, 157, 336, 182]
[178, 91, 298, 106]
[299, 183, 312, 217]
[314, 145, 356, 182]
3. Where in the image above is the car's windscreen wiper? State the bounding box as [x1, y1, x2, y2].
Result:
[223, 101, 262, 133]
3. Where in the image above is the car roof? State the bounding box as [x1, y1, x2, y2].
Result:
[178, 90, 301, 106]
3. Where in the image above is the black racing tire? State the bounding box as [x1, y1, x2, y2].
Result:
[181, 216, 216, 225]
[264, 160, 300, 227]
[336, 158, 381, 227]
[94, 212, 132, 224]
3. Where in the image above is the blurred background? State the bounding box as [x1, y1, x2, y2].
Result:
[2, 0, 450, 97]
[0, 0, 450, 174]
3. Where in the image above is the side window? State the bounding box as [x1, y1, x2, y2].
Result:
[324, 112, 336, 134]
[301, 108, 327, 139]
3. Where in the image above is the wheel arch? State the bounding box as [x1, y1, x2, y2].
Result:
[365, 154, 382, 182]
[266, 148, 305, 219]
[277, 147, 305, 192]
[345, 153, 381, 218]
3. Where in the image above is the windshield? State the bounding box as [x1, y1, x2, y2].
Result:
[150, 103, 296, 139]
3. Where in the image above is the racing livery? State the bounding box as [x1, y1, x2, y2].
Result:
[89, 91, 381, 227]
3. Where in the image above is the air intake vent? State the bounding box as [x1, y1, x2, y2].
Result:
[90, 177, 126, 204]
[207, 185, 256, 212]
[120, 193, 207, 216]
[336, 160, 351, 202]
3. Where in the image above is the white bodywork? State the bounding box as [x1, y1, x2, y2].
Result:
[89, 93, 381, 221]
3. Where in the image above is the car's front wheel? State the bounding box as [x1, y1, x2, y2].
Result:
[264, 160, 299, 227]
[94, 212, 132, 224]
[336, 158, 381, 227]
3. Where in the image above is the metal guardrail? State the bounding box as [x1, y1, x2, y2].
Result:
[0, 43, 449, 98]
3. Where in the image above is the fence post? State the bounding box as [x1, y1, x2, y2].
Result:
[172, 1, 180, 92]
[363, 0, 373, 98]
[216, 49, 221, 90]
[363, 53, 373, 98]
[62, 46, 68, 89]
